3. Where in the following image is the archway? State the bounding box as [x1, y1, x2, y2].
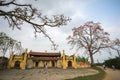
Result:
[52, 61, 55, 67]
[14, 61, 20, 69]
[35, 62, 39, 68]
[68, 61, 72, 67]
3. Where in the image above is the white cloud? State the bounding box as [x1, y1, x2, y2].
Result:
[0, 0, 120, 62]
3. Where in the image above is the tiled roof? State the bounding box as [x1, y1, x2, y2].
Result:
[29, 51, 61, 57]
[29, 57, 61, 61]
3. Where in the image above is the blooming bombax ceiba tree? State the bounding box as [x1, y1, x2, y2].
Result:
[67, 21, 115, 65]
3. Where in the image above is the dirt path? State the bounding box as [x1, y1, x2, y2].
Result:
[103, 68, 120, 80]
[0, 68, 98, 80]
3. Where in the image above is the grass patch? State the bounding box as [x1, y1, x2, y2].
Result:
[65, 66, 106, 80]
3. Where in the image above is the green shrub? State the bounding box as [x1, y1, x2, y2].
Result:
[104, 57, 120, 69]
[94, 63, 103, 66]
[0, 56, 8, 69]
[76, 56, 88, 63]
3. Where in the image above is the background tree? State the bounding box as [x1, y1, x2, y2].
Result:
[67, 21, 112, 66]
[0, 0, 71, 49]
[110, 38, 120, 57]
[104, 57, 120, 69]
[0, 32, 23, 58]
[76, 55, 88, 63]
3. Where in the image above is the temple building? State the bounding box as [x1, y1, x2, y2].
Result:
[8, 49, 90, 69]
[27, 50, 61, 68]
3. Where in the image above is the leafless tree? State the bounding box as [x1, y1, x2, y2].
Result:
[0, 0, 71, 49]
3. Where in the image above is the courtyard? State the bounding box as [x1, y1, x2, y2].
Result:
[0, 68, 98, 80]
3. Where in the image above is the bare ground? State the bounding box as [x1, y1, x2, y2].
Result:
[0, 68, 98, 80]
[103, 68, 120, 80]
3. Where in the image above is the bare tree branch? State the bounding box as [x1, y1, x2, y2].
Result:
[0, 0, 71, 50]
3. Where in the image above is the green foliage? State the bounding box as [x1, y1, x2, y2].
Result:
[76, 56, 88, 63]
[66, 67, 105, 80]
[104, 57, 120, 69]
[94, 63, 103, 66]
[0, 32, 24, 57]
[0, 56, 9, 69]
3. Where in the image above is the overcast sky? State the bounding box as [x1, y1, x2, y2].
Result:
[0, 0, 120, 63]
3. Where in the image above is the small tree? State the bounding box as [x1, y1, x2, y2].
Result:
[67, 21, 112, 66]
[0, 0, 71, 49]
[0, 32, 23, 58]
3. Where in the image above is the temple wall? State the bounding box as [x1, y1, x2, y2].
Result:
[38, 61, 44, 68]
[56, 60, 62, 68]
[27, 59, 34, 68]
[47, 61, 52, 68]
[77, 62, 91, 68]
[8, 50, 91, 69]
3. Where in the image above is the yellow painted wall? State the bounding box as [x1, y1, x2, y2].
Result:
[8, 49, 28, 70]
[8, 50, 90, 69]
[61, 50, 77, 69]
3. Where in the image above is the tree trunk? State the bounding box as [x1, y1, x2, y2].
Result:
[89, 53, 94, 66]
[117, 50, 120, 58]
